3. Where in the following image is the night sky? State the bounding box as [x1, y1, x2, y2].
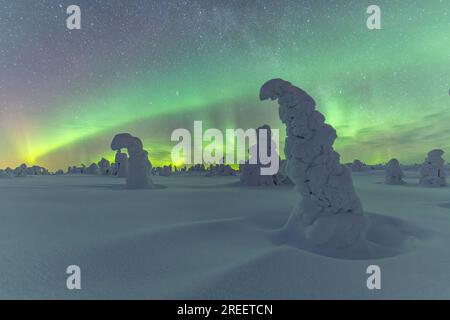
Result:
[0, 0, 449, 170]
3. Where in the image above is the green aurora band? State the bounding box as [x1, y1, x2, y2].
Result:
[0, 0, 449, 170]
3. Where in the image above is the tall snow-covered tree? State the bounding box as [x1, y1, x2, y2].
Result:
[260, 79, 369, 248]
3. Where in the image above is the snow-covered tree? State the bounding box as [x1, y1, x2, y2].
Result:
[111, 133, 154, 189]
[86, 163, 100, 175]
[351, 159, 365, 172]
[217, 164, 235, 176]
[260, 79, 368, 248]
[98, 158, 111, 175]
[240, 125, 281, 186]
[14, 164, 27, 177]
[160, 165, 172, 176]
[0, 169, 12, 178]
[114, 150, 128, 177]
[419, 149, 446, 187]
[385, 158, 404, 185]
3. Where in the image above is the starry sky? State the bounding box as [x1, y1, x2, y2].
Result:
[0, 0, 449, 170]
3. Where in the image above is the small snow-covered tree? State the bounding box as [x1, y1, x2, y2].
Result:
[111, 133, 154, 189]
[0, 169, 12, 178]
[240, 125, 281, 186]
[419, 149, 446, 187]
[160, 165, 172, 176]
[206, 158, 235, 177]
[98, 158, 111, 175]
[385, 158, 404, 185]
[351, 159, 365, 172]
[14, 164, 27, 177]
[86, 163, 100, 175]
[260, 79, 369, 248]
[217, 164, 234, 176]
[114, 150, 128, 177]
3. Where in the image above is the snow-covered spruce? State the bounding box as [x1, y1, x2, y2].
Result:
[14, 164, 27, 177]
[187, 164, 206, 175]
[385, 159, 404, 185]
[114, 150, 128, 177]
[260, 79, 368, 248]
[215, 164, 235, 176]
[160, 165, 173, 176]
[67, 165, 82, 174]
[27, 165, 48, 175]
[111, 133, 154, 189]
[0, 169, 12, 178]
[239, 125, 281, 186]
[351, 159, 365, 172]
[419, 149, 446, 187]
[98, 158, 111, 175]
[206, 158, 235, 177]
[86, 163, 100, 175]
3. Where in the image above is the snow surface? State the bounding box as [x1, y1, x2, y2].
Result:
[0, 171, 450, 299]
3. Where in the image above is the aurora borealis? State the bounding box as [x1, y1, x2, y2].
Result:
[0, 0, 449, 170]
